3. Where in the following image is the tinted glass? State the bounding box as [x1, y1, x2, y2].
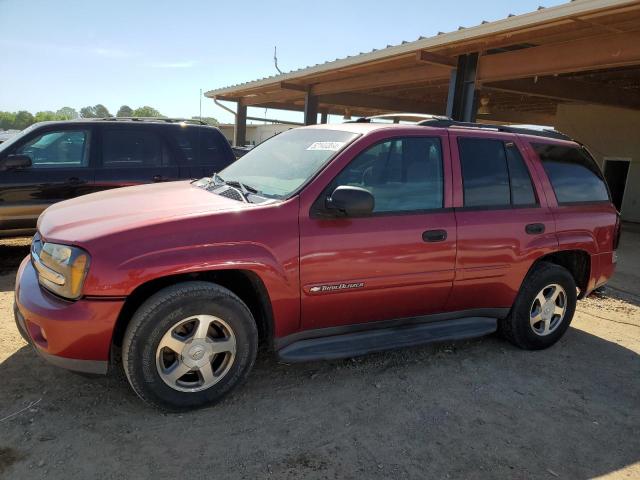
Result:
[173, 128, 229, 166]
[505, 142, 537, 206]
[459, 138, 510, 207]
[16, 129, 90, 168]
[220, 128, 359, 198]
[332, 137, 443, 213]
[534, 144, 609, 204]
[102, 129, 168, 168]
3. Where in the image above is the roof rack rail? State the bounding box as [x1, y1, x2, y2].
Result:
[95, 117, 209, 126]
[347, 113, 452, 124]
[417, 118, 571, 141]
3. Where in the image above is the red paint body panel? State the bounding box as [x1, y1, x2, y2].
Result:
[15, 257, 123, 361]
[13, 123, 618, 367]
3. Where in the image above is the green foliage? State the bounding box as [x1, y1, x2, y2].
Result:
[193, 116, 219, 126]
[116, 105, 134, 117]
[0, 104, 164, 130]
[56, 107, 79, 120]
[13, 111, 35, 130]
[34, 111, 58, 123]
[132, 106, 163, 117]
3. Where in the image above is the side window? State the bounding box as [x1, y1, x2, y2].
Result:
[533, 143, 610, 204]
[173, 129, 229, 166]
[505, 142, 537, 206]
[15, 130, 90, 168]
[458, 138, 537, 208]
[459, 138, 510, 207]
[331, 137, 444, 213]
[102, 129, 169, 168]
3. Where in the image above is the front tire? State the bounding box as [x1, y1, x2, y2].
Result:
[501, 262, 577, 350]
[122, 281, 258, 411]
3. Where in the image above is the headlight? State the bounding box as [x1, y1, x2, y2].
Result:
[32, 239, 90, 300]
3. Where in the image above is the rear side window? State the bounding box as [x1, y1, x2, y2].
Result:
[458, 138, 537, 208]
[172, 128, 231, 167]
[102, 129, 170, 167]
[533, 144, 610, 204]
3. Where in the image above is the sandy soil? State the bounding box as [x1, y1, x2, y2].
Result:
[0, 233, 638, 479]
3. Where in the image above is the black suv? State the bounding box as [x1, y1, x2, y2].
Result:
[0, 118, 235, 238]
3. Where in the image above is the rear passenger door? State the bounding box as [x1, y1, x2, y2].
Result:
[94, 125, 180, 190]
[170, 127, 235, 178]
[447, 132, 558, 313]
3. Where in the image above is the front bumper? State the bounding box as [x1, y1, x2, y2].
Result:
[14, 257, 124, 375]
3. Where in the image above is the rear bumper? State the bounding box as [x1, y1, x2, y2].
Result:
[14, 257, 124, 375]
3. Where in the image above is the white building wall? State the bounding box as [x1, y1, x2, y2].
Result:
[554, 104, 640, 223]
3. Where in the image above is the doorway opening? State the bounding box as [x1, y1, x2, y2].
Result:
[603, 158, 631, 212]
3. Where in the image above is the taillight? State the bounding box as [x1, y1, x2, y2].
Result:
[613, 214, 621, 250]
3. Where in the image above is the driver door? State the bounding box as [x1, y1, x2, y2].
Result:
[299, 134, 457, 330]
[0, 125, 96, 233]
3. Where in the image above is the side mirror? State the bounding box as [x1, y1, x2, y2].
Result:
[0, 154, 32, 172]
[326, 185, 374, 217]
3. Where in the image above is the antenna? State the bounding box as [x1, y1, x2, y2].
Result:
[199, 88, 202, 122]
[274, 46, 283, 74]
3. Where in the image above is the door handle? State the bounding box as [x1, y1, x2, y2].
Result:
[67, 176, 84, 185]
[525, 223, 545, 235]
[422, 229, 448, 242]
[152, 175, 167, 182]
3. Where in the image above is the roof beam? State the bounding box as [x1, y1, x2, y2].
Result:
[416, 50, 457, 67]
[478, 109, 556, 125]
[482, 77, 640, 109]
[478, 31, 640, 82]
[280, 82, 309, 92]
[310, 65, 451, 96]
[241, 90, 304, 106]
[317, 93, 445, 114]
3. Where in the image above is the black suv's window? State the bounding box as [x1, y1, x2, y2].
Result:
[15, 129, 90, 168]
[102, 129, 169, 167]
[172, 128, 229, 167]
[331, 137, 443, 213]
[533, 143, 610, 204]
[458, 138, 537, 208]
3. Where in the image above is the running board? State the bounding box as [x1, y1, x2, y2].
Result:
[277, 317, 497, 363]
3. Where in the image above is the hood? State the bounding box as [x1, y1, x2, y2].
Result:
[38, 181, 256, 243]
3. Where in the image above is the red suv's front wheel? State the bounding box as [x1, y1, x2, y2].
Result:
[122, 281, 258, 411]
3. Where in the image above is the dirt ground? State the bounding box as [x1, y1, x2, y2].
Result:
[0, 231, 638, 480]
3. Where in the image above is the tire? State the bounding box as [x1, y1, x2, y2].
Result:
[122, 281, 258, 411]
[501, 262, 577, 350]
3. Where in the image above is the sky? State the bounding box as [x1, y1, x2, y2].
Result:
[0, 0, 567, 124]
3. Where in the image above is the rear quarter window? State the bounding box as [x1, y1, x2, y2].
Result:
[533, 143, 610, 204]
[172, 128, 233, 168]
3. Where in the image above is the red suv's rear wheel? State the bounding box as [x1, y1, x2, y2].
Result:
[501, 262, 577, 350]
[122, 281, 258, 411]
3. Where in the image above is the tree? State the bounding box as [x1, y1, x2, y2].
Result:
[193, 116, 219, 126]
[35, 111, 57, 123]
[13, 111, 35, 130]
[56, 107, 78, 120]
[0, 111, 16, 130]
[132, 106, 162, 117]
[79, 106, 97, 118]
[116, 105, 133, 117]
[93, 104, 111, 118]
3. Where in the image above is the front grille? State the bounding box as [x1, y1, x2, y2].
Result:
[216, 186, 245, 202]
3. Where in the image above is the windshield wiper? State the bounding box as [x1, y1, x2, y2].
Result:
[225, 179, 258, 195]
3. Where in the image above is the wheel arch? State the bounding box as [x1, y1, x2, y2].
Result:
[111, 269, 275, 354]
[524, 249, 591, 298]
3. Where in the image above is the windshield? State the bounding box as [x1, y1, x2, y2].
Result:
[219, 128, 359, 198]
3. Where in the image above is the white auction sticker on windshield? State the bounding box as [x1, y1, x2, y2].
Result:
[306, 141, 345, 151]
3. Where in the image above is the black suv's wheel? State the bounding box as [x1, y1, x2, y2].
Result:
[501, 262, 577, 350]
[122, 281, 258, 411]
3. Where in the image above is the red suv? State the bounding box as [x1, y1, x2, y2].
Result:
[14, 117, 620, 410]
